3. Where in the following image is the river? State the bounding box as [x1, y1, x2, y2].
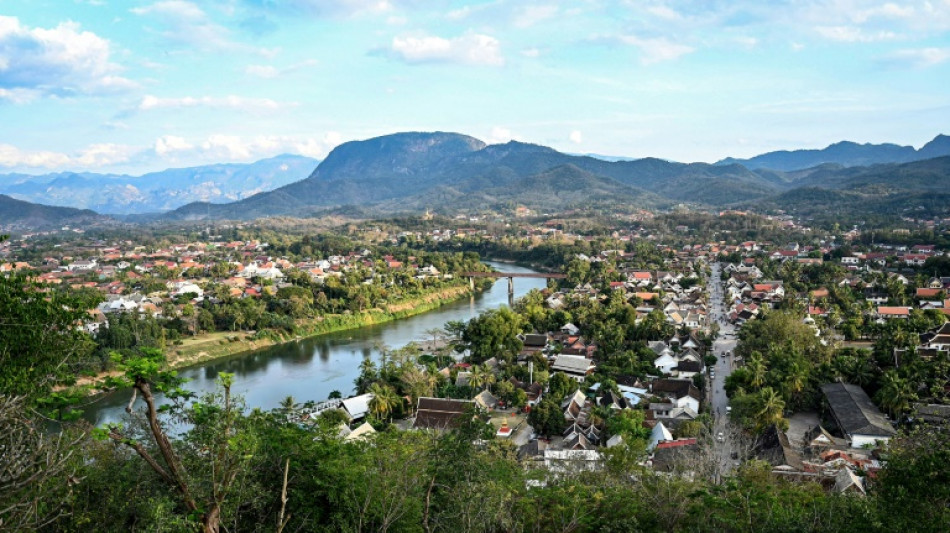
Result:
[82, 261, 546, 425]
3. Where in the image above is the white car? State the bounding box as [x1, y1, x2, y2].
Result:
[716, 432, 724, 442]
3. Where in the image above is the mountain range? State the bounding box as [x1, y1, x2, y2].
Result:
[716, 134, 950, 171]
[0, 154, 318, 215]
[2, 132, 950, 228]
[0, 194, 107, 229]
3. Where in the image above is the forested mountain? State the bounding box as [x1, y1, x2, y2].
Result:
[159, 131, 950, 221]
[716, 134, 950, 171]
[0, 154, 318, 214]
[0, 194, 108, 228]
[5, 132, 950, 226]
[162, 133, 787, 219]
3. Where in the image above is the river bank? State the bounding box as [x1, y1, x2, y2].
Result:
[81, 261, 545, 425]
[74, 283, 479, 393]
[168, 284, 476, 369]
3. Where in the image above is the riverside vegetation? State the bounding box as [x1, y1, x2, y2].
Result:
[2, 221, 950, 532]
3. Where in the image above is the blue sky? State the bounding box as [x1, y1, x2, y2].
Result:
[1, 0, 948, 174]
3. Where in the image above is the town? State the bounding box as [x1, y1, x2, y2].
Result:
[3, 206, 950, 530]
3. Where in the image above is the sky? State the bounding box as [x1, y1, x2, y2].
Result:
[1, 0, 949, 175]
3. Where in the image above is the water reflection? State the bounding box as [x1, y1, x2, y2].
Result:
[83, 262, 545, 425]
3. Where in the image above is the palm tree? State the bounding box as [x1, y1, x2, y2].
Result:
[481, 365, 497, 392]
[468, 365, 486, 390]
[784, 362, 807, 404]
[747, 353, 767, 388]
[754, 387, 785, 432]
[368, 382, 400, 422]
[400, 367, 436, 411]
[876, 370, 916, 418]
[849, 356, 876, 387]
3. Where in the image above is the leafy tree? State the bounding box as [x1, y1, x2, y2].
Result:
[98, 349, 256, 533]
[527, 398, 564, 437]
[876, 424, 950, 532]
[462, 306, 525, 363]
[548, 372, 575, 403]
[0, 271, 96, 399]
[368, 382, 401, 422]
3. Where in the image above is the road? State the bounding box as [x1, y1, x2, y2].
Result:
[706, 261, 739, 473]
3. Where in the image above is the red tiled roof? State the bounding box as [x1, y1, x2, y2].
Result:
[655, 438, 698, 449]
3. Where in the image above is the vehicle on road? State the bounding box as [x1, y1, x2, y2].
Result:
[717, 432, 724, 442]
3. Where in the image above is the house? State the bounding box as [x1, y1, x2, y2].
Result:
[412, 397, 474, 430]
[543, 449, 602, 474]
[876, 306, 911, 320]
[650, 379, 701, 413]
[474, 390, 499, 410]
[343, 422, 376, 442]
[342, 393, 374, 421]
[562, 389, 589, 423]
[650, 439, 700, 472]
[833, 468, 866, 496]
[519, 333, 548, 355]
[551, 354, 595, 382]
[647, 421, 673, 451]
[820, 383, 896, 448]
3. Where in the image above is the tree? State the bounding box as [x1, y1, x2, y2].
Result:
[548, 372, 575, 403]
[876, 370, 916, 418]
[746, 352, 767, 389]
[0, 395, 83, 531]
[355, 358, 379, 395]
[754, 387, 786, 432]
[527, 398, 564, 437]
[876, 424, 950, 531]
[368, 382, 400, 422]
[0, 271, 96, 399]
[99, 349, 255, 533]
[462, 307, 525, 363]
[565, 258, 591, 286]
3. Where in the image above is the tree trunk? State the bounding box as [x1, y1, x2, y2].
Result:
[202, 506, 221, 533]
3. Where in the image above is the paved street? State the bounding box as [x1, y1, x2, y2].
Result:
[707, 262, 739, 472]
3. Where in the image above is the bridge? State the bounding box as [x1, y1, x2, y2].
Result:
[463, 272, 566, 279]
[463, 271, 566, 303]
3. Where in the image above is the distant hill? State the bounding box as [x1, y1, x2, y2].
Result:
[0, 154, 319, 214]
[717, 134, 950, 171]
[162, 132, 783, 220]
[745, 156, 950, 220]
[0, 194, 107, 229]
[9, 131, 950, 224]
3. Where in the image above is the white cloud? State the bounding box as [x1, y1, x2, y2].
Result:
[515, 5, 559, 28]
[199, 133, 341, 160]
[617, 35, 695, 64]
[0, 143, 134, 169]
[487, 127, 519, 144]
[245, 65, 280, 78]
[569, 130, 583, 144]
[154, 135, 193, 156]
[0, 144, 71, 168]
[521, 47, 541, 58]
[75, 143, 136, 167]
[386, 33, 505, 66]
[244, 59, 318, 79]
[131, 1, 245, 52]
[138, 94, 289, 111]
[880, 47, 950, 68]
[645, 5, 682, 21]
[446, 6, 472, 20]
[241, 0, 400, 18]
[814, 25, 898, 42]
[0, 16, 135, 100]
